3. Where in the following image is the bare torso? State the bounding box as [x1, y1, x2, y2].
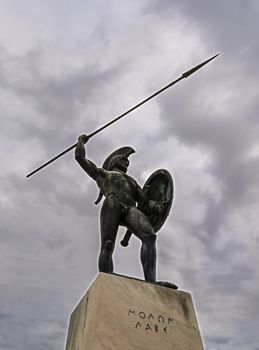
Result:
[96, 169, 138, 206]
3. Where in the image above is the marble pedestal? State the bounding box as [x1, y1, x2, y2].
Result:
[65, 273, 204, 350]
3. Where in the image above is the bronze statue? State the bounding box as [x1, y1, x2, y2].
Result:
[25, 55, 220, 292]
[75, 134, 175, 287]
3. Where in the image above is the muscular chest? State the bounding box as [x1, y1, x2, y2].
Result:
[106, 172, 130, 192]
[97, 171, 136, 197]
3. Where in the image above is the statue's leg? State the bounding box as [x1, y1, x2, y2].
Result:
[123, 207, 157, 282]
[99, 195, 121, 274]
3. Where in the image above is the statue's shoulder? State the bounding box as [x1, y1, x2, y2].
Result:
[122, 173, 140, 193]
[96, 167, 108, 179]
[123, 173, 137, 183]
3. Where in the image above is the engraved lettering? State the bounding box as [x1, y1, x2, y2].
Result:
[145, 323, 152, 331]
[139, 311, 146, 319]
[158, 315, 165, 323]
[128, 308, 174, 335]
[128, 309, 136, 317]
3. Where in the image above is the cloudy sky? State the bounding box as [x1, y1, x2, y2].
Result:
[0, 1, 259, 349]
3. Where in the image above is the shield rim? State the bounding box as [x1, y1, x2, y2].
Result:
[141, 168, 174, 233]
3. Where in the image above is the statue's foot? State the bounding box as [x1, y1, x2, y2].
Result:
[155, 281, 178, 290]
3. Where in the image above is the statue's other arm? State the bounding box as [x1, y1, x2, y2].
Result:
[137, 185, 165, 214]
[75, 134, 98, 181]
[136, 185, 146, 205]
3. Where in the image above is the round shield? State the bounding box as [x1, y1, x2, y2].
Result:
[140, 169, 174, 233]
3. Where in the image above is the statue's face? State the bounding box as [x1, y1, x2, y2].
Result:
[114, 156, 129, 173]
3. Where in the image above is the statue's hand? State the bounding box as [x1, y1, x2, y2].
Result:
[75, 134, 89, 160]
[152, 201, 167, 214]
[78, 134, 89, 144]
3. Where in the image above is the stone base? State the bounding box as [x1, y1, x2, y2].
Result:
[65, 273, 204, 350]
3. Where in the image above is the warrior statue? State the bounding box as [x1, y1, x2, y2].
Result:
[75, 134, 175, 286]
[26, 55, 219, 292]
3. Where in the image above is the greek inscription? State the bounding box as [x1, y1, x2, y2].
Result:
[145, 324, 152, 331]
[128, 309, 136, 317]
[158, 315, 165, 323]
[128, 308, 173, 335]
[139, 311, 146, 319]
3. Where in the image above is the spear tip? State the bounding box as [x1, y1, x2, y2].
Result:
[182, 53, 220, 79]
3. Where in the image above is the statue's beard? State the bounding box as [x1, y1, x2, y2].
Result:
[113, 164, 128, 173]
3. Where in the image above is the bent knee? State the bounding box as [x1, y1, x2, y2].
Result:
[143, 222, 156, 236]
[143, 232, 157, 244]
[102, 239, 115, 252]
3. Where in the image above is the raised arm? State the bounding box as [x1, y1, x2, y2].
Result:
[75, 134, 98, 181]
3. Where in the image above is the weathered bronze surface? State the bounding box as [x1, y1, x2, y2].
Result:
[121, 169, 173, 247]
[75, 134, 174, 284]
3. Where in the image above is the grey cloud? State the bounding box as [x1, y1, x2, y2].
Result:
[0, 46, 126, 155]
[147, 0, 259, 58]
[1, 1, 259, 350]
[0, 312, 66, 350]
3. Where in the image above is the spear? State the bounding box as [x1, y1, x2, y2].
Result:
[26, 53, 219, 178]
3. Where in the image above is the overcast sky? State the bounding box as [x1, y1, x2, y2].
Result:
[0, 1, 259, 349]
